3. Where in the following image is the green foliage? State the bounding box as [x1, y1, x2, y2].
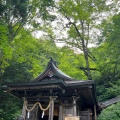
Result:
[0, 0, 29, 22]
[1, 28, 61, 81]
[58, 47, 87, 80]
[91, 13, 120, 101]
[0, 0, 120, 119]
[0, 24, 12, 79]
[0, 90, 22, 120]
[98, 102, 120, 120]
[96, 82, 120, 101]
[57, 0, 119, 80]
[92, 43, 120, 101]
[2, 62, 33, 84]
[59, 0, 109, 21]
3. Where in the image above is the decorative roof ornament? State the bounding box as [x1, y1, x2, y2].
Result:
[50, 57, 57, 67]
[48, 71, 53, 77]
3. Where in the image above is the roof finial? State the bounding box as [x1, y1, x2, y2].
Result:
[49, 58, 57, 66]
[50, 57, 53, 61]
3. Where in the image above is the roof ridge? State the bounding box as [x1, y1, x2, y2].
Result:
[32, 59, 74, 82]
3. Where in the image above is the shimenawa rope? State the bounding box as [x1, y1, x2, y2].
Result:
[24, 97, 52, 112]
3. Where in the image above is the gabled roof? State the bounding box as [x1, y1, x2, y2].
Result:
[1, 59, 97, 107]
[33, 58, 74, 82]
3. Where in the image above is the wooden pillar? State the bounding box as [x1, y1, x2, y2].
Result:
[49, 98, 54, 120]
[21, 100, 27, 120]
[59, 105, 63, 120]
[73, 97, 77, 116]
[94, 105, 97, 120]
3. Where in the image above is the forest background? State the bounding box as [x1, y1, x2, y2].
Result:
[0, 0, 120, 120]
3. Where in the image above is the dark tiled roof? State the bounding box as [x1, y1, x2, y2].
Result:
[65, 80, 94, 86]
[33, 59, 74, 82]
[98, 96, 120, 110]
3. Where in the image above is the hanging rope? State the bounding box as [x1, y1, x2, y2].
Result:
[24, 97, 52, 112]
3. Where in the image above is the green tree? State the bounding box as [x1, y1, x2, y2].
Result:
[92, 13, 120, 101]
[98, 102, 120, 120]
[0, 92, 22, 120]
[0, 27, 60, 119]
[58, 47, 87, 80]
[56, 0, 119, 79]
[0, 0, 55, 42]
[0, 0, 56, 78]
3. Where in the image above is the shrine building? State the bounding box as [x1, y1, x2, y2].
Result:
[2, 59, 98, 120]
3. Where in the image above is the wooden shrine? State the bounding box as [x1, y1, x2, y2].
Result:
[2, 59, 98, 120]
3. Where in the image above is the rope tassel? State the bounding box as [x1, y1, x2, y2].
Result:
[42, 111, 44, 118]
[27, 111, 30, 118]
